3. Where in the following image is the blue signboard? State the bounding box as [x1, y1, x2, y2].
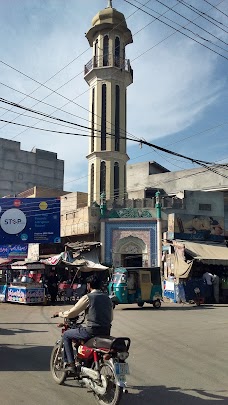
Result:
[0, 244, 28, 258]
[0, 198, 60, 244]
[7, 286, 45, 304]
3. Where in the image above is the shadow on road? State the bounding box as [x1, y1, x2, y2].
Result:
[120, 385, 228, 404]
[0, 328, 48, 335]
[121, 305, 215, 311]
[0, 344, 52, 371]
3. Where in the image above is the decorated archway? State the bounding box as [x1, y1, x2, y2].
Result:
[113, 236, 148, 267]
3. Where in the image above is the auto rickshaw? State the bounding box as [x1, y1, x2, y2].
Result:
[108, 267, 162, 308]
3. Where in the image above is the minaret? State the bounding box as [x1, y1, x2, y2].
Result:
[84, 1, 133, 205]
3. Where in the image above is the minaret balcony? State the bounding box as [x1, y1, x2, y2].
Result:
[84, 55, 133, 80]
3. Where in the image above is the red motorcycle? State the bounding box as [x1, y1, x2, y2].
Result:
[50, 313, 130, 405]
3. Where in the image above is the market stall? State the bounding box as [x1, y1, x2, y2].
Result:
[162, 240, 228, 304]
[9, 261, 45, 304]
[0, 258, 12, 302]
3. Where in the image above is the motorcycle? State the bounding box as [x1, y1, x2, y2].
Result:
[50, 313, 130, 405]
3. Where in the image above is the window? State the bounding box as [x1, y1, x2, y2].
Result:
[91, 88, 95, 152]
[91, 164, 94, 203]
[94, 39, 98, 67]
[115, 85, 120, 151]
[199, 203, 211, 211]
[100, 161, 106, 195]
[103, 35, 109, 66]
[101, 84, 106, 150]
[114, 162, 119, 199]
[115, 37, 120, 67]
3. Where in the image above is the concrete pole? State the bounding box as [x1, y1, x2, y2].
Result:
[155, 191, 162, 267]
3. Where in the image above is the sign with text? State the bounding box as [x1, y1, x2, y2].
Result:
[0, 198, 60, 244]
[0, 244, 28, 258]
[7, 286, 45, 303]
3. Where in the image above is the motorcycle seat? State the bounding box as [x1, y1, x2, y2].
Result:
[85, 336, 130, 352]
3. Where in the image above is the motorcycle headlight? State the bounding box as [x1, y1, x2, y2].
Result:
[117, 352, 129, 360]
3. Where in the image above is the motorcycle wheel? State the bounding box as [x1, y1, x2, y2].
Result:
[50, 343, 67, 385]
[95, 360, 123, 405]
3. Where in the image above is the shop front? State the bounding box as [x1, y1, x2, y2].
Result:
[162, 240, 228, 304]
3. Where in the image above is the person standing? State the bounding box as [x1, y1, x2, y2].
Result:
[203, 271, 213, 303]
[47, 270, 59, 305]
[212, 274, 220, 304]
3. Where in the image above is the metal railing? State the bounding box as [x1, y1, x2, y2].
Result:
[84, 54, 133, 79]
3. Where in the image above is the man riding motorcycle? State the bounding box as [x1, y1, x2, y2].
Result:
[53, 275, 113, 372]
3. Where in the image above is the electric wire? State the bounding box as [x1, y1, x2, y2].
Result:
[1, 0, 225, 148]
[124, 0, 228, 60]
[0, 97, 220, 167]
[0, 1, 226, 191]
[0, 0, 151, 144]
[202, 0, 228, 18]
[135, 0, 228, 47]
[177, 0, 228, 31]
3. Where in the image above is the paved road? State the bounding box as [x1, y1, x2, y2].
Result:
[1, 302, 228, 405]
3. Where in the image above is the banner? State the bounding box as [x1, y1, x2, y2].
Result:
[0, 244, 28, 259]
[0, 198, 60, 244]
[7, 286, 45, 303]
[168, 213, 225, 242]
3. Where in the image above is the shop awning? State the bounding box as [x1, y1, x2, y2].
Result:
[183, 241, 228, 265]
[0, 258, 12, 266]
[11, 261, 45, 270]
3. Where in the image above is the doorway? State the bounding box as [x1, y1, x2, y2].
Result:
[122, 254, 142, 267]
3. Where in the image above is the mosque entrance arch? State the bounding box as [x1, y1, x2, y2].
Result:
[114, 236, 147, 267]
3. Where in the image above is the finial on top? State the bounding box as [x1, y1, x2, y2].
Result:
[107, 0, 113, 8]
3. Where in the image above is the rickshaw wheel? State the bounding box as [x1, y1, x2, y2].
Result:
[153, 299, 161, 309]
[137, 302, 144, 307]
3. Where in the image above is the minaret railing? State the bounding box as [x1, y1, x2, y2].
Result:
[84, 54, 133, 78]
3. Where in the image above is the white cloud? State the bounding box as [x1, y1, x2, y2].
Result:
[0, 0, 227, 191]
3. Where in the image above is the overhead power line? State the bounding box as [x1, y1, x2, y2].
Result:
[0, 110, 217, 168]
[202, 0, 228, 18]
[150, 0, 228, 46]
[124, 0, 228, 60]
[177, 0, 228, 31]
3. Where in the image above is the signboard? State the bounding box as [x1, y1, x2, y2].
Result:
[0, 244, 28, 259]
[168, 213, 225, 242]
[0, 285, 7, 302]
[0, 198, 60, 244]
[7, 286, 45, 303]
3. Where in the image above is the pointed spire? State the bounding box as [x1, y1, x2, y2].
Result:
[107, 0, 113, 8]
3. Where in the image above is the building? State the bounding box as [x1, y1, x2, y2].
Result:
[127, 161, 228, 237]
[0, 138, 64, 197]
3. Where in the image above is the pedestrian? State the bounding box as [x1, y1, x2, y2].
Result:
[212, 274, 220, 304]
[203, 271, 213, 303]
[47, 270, 59, 305]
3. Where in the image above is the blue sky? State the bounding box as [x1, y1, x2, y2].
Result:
[0, 0, 227, 192]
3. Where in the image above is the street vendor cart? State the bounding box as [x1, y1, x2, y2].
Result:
[8, 261, 45, 304]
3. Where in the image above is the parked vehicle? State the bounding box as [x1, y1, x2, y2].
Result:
[108, 267, 162, 308]
[50, 313, 130, 405]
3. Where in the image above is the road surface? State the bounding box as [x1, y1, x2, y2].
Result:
[1, 302, 228, 404]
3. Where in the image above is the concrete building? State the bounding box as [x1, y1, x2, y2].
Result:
[60, 192, 100, 240]
[0, 138, 64, 197]
[127, 161, 228, 197]
[127, 161, 228, 236]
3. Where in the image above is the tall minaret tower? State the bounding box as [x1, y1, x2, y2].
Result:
[85, 1, 133, 205]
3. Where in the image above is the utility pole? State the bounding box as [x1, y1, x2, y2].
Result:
[155, 191, 162, 267]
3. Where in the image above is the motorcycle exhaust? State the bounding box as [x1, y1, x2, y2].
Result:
[82, 375, 107, 395]
[81, 366, 99, 380]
